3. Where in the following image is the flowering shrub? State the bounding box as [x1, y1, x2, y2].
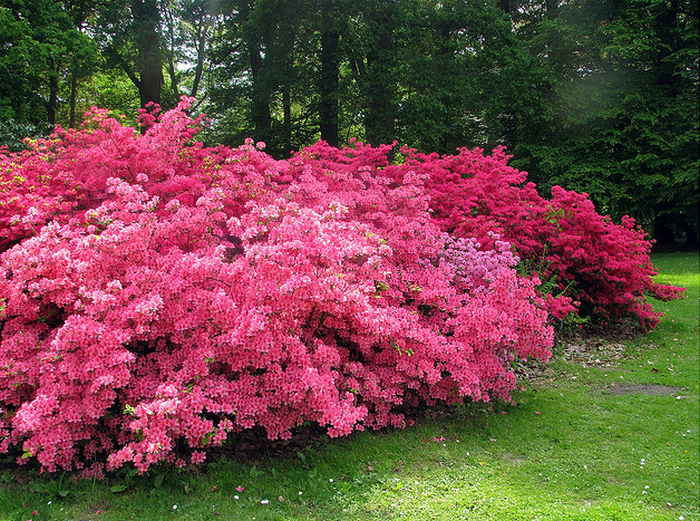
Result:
[0, 103, 208, 253]
[0, 99, 681, 474]
[0, 99, 553, 474]
[0, 136, 81, 252]
[394, 146, 685, 329]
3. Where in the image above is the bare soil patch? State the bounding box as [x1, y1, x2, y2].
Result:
[605, 383, 685, 396]
[517, 322, 657, 381]
[556, 321, 657, 368]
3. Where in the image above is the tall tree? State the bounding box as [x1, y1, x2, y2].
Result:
[358, 0, 397, 145]
[0, 0, 98, 128]
[130, 0, 163, 107]
[319, 0, 341, 146]
[208, 0, 319, 154]
[66, 0, 101, 127]
[511, 0, 699, 246]
[98, 0, 164, 109]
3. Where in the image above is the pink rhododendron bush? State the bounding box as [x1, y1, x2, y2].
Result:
[395, 146, 685, 329]
[0, 99, 682, 474]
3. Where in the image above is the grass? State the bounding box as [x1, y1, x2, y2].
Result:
[0, 252, 697, 521]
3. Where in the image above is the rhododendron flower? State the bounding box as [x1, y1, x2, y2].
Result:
[0, 98, 680, 475]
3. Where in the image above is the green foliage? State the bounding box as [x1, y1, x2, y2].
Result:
[206, 0, 323, 154]
[511, 0, 699, 246]
[1, 0, 697, 243]
[76, 69, 141, 122]
[0, 119, 51, 152]
[0, 0, 99, 126]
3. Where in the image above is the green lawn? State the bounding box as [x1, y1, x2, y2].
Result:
[1, 252, 698, 521]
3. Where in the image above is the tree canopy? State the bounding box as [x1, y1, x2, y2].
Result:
[0, 0, 697, 245]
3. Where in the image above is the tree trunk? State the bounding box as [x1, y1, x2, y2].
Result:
[249, 40, 272, 143]
[47, 63, 59, 126]
[191, 21, 209, 98]
[139, 35, 163, 107]
[283, 85, 292, 153]
[163, 6, 180, 100]
[132, 0, 163, 108]
[69, 66, 78, 128]
[364, 4, 395, 146]
[320, 0, 340, 147]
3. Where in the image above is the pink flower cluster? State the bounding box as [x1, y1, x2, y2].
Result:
[396, 145, 685, 329]
[0, 98, 680, 474]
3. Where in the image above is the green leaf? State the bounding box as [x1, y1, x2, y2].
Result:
[153, 473, 165, 489]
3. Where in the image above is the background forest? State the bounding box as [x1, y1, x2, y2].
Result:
[0, 0, 698, 247]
